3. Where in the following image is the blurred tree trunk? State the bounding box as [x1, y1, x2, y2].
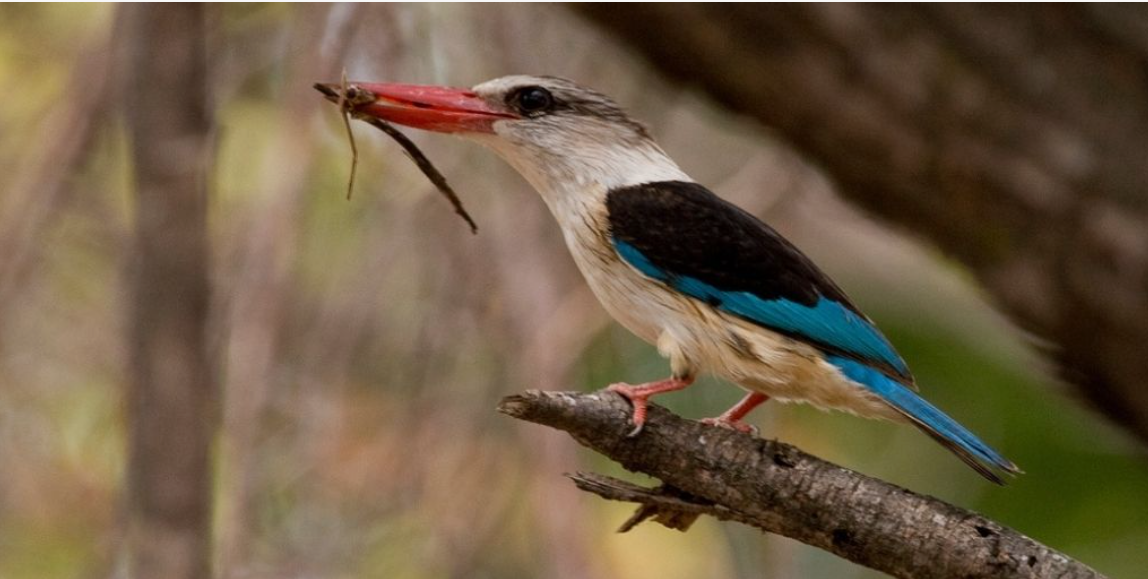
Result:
[0, 32, 111, 324]
[575, 4, 1148, 445]
[122, 4, 216, 579]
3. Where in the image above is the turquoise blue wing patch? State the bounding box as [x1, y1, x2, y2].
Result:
[615, 239, 908, 375]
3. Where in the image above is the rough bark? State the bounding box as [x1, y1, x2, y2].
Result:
[123, 4, 216, 579]
[500, 389, 1103, 579]
[573, 4, 1148, 445]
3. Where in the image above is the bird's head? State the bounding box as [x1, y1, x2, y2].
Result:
[319, 75, 687, 205]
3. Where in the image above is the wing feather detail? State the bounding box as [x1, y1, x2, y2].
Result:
[607, 181, 911, 382]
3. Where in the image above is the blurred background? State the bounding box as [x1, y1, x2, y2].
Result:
[2, 4, 1147, 579]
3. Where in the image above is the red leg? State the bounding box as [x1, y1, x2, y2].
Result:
[701, 392, 769, 434]
[608, 376, 695, 436]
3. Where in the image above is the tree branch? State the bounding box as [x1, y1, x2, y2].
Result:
[499, 389, 1103, 579]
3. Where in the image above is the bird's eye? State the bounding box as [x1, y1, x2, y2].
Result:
[510, 86, 554, 115]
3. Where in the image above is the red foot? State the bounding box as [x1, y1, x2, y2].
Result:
[700, 392, 769, 434]
[608, 376, 694, 436]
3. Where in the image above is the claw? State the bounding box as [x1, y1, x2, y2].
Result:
[701, 392, 769, 435]
[608, 382, 650, 435]
[606, 377, 694, 435]
[700, 416, 759, 435]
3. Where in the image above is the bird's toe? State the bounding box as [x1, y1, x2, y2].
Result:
[700, 416, 759, 436]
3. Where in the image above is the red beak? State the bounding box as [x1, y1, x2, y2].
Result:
[316, 82, 516, 133]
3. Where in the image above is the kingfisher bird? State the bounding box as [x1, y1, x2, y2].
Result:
[319, 75, 1020, 483]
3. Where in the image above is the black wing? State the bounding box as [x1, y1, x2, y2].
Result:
[605, 180, 911, 382]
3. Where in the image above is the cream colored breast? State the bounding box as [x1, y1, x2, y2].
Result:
[553, 191, 672, 345]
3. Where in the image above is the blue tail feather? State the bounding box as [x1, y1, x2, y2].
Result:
[826, 355, 1019, 483]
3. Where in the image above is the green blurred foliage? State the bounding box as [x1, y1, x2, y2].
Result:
[1, 4, 1146, 579]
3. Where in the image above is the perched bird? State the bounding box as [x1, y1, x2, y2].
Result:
[322, 75, 1020, 483]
